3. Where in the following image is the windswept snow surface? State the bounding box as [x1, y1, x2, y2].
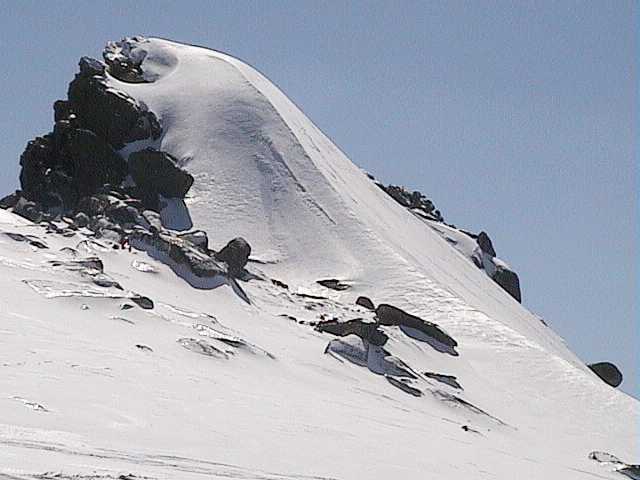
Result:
[1, 38, 637, 479]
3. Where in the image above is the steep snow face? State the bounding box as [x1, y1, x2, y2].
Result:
[1, 38, 637, 479]
[110, 38, 567, 361]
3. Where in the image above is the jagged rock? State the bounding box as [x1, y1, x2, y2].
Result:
[63, 129, 127, 195]
[128, 149, 194, 198]
[67, 57, 161, 149]
[355, 296, 375, 310]
[477, 231, 496, 257]
[215, 237, 251, 275]
[588, 362, 623, 388]
[492, 265, 521, 303]
[376, 304, 457, 349]
[316, 318, 388, 346]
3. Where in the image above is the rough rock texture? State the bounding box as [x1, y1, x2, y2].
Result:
[215, 237, 251, 276]
[376, 303, 458, 348]
[128, 149, 194, 198]
[588, 362, 623, 388]
[492, 265, 522, 303]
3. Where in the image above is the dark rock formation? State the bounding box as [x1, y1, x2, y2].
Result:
[492, 265, 522, 303]
[103, 40, 148, 83]
[215, 237, 251, 276]
[375, 182, 444, 222]
[131, 229, 226, 280]
[6, 52, 162, 225]
[128, 149, 194, 198]
[355, 296, 375, 310]
[477, 231, 496, 257]
[67, 57, 160, 149]
[316, 318, 388, 346]
[588, 362, 623, 388]
[64, 129, 128, 195]
[316, 279, 350, 291]
[376, 303, 457, 349]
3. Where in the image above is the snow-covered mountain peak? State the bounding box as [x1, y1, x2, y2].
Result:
[0, 36, 636, 479]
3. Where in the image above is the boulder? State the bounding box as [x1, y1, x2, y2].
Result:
[477, 231, 496, 257]
[355, 296, 375, 310]
[588, 362, 623, 388]
[376, 304, 457, 348]
[215, 237, 251, 275]
[492, 265, 522, 303]
[128, 149, 194, 198]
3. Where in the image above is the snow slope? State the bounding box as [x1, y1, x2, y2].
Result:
[1, 37, 637, 479]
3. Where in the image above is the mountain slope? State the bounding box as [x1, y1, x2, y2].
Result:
[0, 37, 636, 479]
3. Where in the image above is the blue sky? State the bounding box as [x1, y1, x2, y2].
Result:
[1, 1, 637, 396]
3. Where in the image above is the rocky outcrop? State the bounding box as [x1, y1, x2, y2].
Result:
[131, 229, 226, 280]
[67, 56, 160, 149]
[376, 304, 458, 349]
[5, 52, 163, 224]
[316, 319, 388, 346]
[492, 264, 521, 303]
[588, 362, 623, 388]
[477, 231, 496, 257]
[374, 181, 444, 222]
[128, 149, 194, 199]
[215, 237, 251, 276]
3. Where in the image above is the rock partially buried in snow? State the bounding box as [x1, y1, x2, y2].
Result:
[215, 237, 251, 276]
[588, 362, 623, 388]
[355, 296, 375, 310]
[376, 304, 458, 350]
[316, 318, 388, 346]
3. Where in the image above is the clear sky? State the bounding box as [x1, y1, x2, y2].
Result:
[1, 1, 637, 397]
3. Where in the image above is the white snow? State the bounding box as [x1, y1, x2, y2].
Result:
[0, 38, 637, 479]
